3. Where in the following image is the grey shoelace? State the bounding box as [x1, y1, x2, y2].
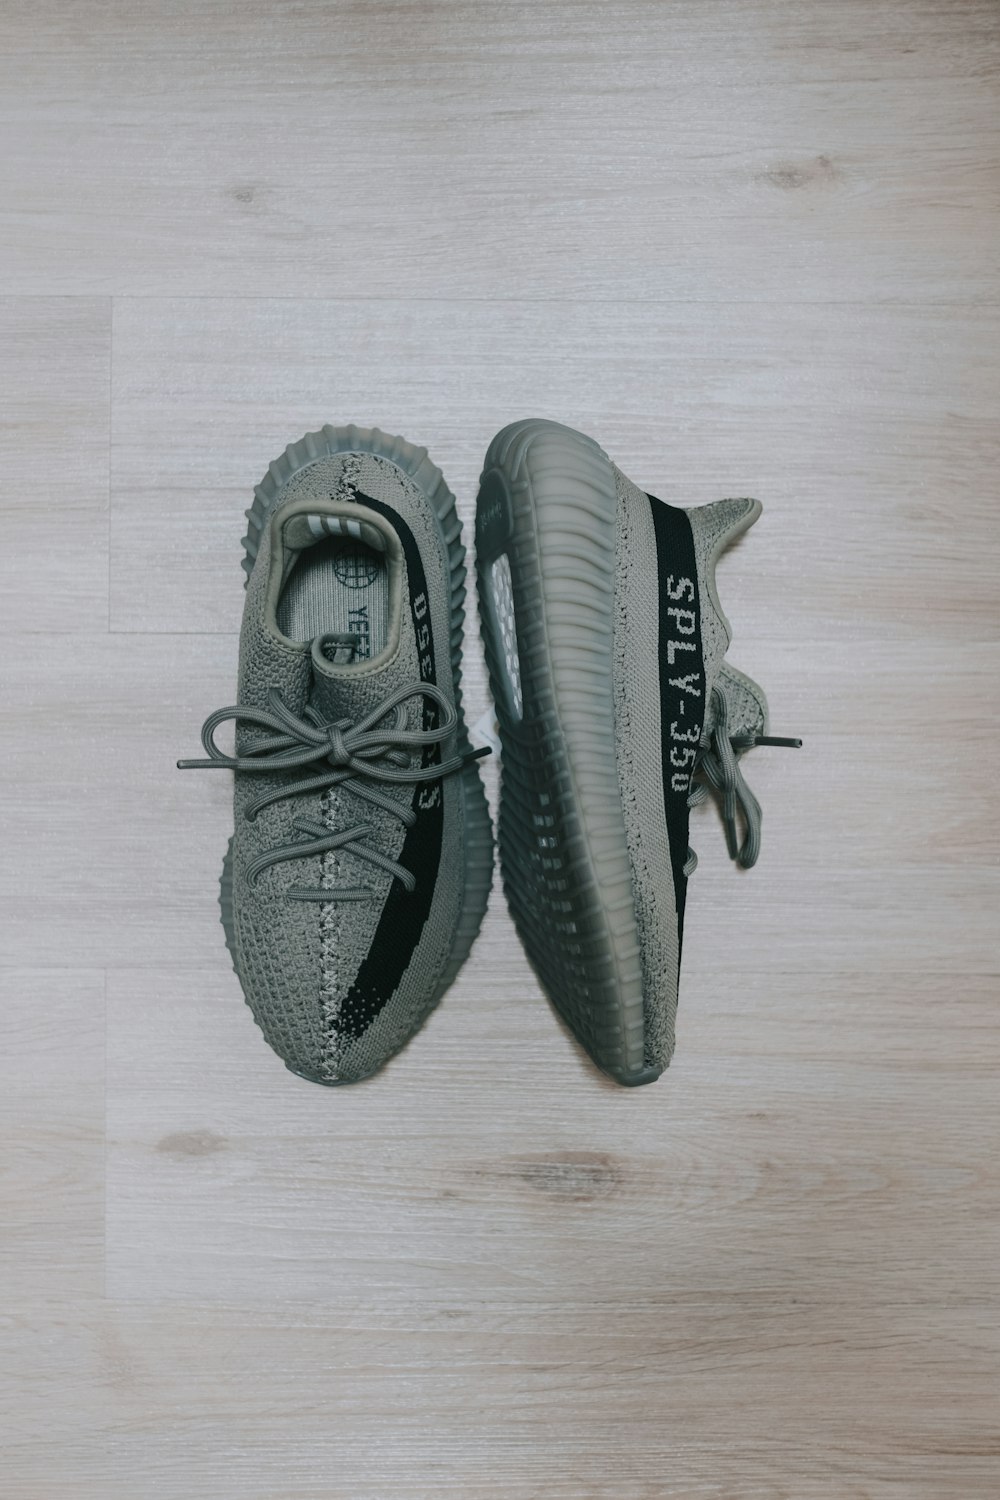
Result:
[178, 681, 484, 901]
[684, 684, 801, 876]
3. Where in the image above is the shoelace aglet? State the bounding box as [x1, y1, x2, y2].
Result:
[756, 734, 802, 749]
[731, 733, 802, 750]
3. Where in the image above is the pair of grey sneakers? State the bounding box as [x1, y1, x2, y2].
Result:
[180, 421, 799, 1087]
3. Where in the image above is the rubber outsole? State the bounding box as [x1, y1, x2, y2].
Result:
[221, 424, 494, 1083]
[475, 419, 659, 1087]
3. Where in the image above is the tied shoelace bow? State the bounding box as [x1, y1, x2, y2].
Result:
[684, 684, 801, 877]
[177, 681, 487, 901]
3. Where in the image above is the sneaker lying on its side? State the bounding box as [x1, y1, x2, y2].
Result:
[475, 418, 799, 1087]
[180, 426, 493, 1084]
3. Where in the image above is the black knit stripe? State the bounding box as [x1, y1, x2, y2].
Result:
[336, 489, 445, 1040]
[647, 493, 704, 944]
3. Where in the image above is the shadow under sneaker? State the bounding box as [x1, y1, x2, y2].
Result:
[180, 426, 493, 1084]
[475, 418, 799, 1087]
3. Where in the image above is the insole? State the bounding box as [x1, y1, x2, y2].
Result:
[276, 537, 389, 659]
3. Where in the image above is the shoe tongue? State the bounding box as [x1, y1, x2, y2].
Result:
[307, 631, 414, 729]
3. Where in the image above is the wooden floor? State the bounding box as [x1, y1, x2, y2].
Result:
[2, 3, 998, 1496]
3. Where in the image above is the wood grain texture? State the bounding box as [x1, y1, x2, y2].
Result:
[1, 2, 998, 1497]
[0, 298, 110, 633]
[1, 2, 998, 303]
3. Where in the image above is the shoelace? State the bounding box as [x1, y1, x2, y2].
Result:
[177, 681, 484, 901]
[684, 684, 801, 876]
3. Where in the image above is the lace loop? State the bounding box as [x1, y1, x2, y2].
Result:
[685, 684, 800, 873]
[178, 682, 479, 900]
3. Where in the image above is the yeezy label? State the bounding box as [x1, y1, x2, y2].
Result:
[335, 488, 445, 1040]
[647, 494, 705, 933]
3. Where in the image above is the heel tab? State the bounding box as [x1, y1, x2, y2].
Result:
[688, 496, 761, 569]
[685, 496, 760, 649]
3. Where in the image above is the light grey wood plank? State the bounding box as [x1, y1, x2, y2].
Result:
[105, 967, 1000, 1313]
[0, 1316, 111, 1499]
[1, 2, 997, 301]
[6, 1296, 995, 1499]
[97, 957, 1000, 1499]
[0, 298, 110, 632]
[90, 1301, 1000, 1500]
[0, 968, 105, 1299]
[0, 633, 234, 969]
[109, 297, 999, 642]
[0, 970, 109, 1496]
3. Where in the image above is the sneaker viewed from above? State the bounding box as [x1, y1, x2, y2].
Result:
[180, 427, 493, 1084]
[475, 419, 800, 1087]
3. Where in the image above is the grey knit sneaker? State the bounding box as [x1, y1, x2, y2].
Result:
[180, 426, 493, 1084]
[475, 419, 799, 1087]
